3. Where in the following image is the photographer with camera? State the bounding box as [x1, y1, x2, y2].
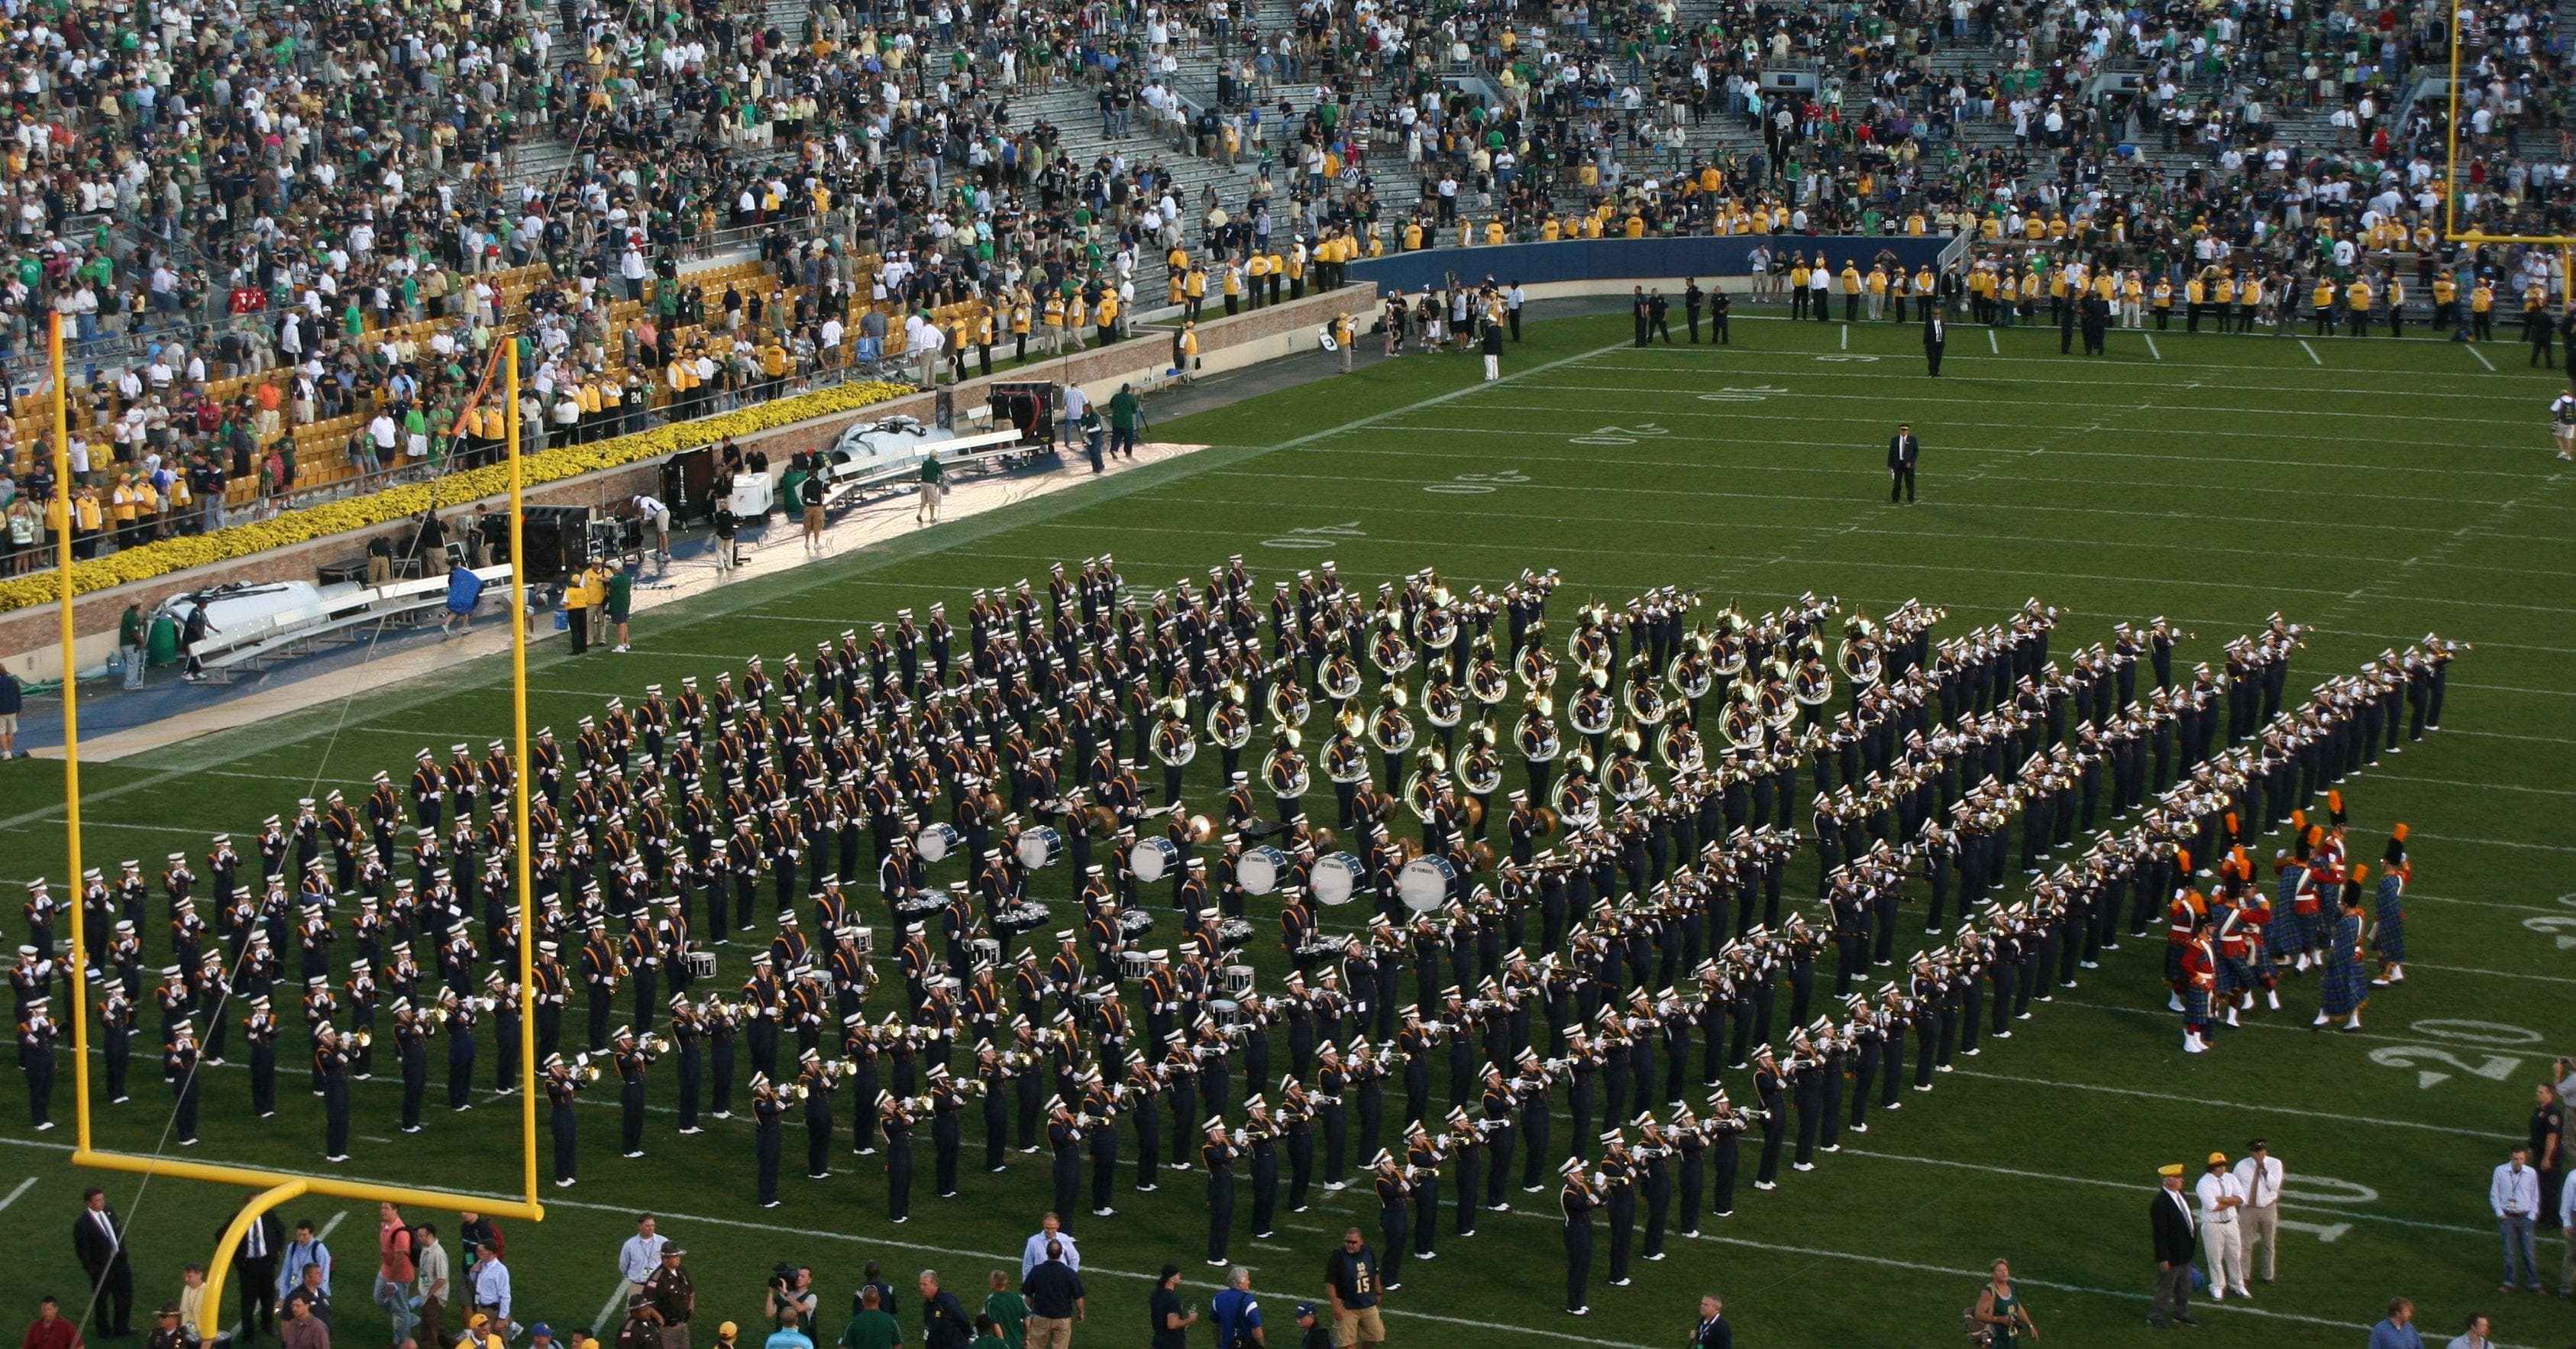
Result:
[765, 1267, 818, 1336]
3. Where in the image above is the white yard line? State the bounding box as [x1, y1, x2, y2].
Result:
[2467, 344, 2497, 372]
[0, 1176, 38, 1213]
[2142, 335, 2161, 361]
[1834, 1150, 2487, 1236]
[1986, 329, 1999, 353]
[1839, 324, 1849, 350]
[1950, 1070, 2519, 1140]
[590, 1278, 635, 1334]
[2406, 961, 2576, 985]
[2300, 339, 2324, 365]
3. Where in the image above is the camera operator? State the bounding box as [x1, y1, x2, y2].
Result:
[764, 1265, 818, 1334]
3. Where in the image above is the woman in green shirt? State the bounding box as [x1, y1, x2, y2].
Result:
[1973, 1260, 2036, 1347]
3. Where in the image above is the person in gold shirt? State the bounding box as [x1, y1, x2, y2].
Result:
[2238, 273, 2264, 333]
[1839, 261, 1862, 322]
[1788, 256, 1812, 319]
[2384, 276, 2406, 338]
[2526, 282, 2556, 367]
[2344, 276, 2374, 338]
[1184, 262, 1207, 321]
[2432, 273, 2459, 330]
[2310, 275, 2338, 336]
[2151, 277, 2174, 329]
[2469, 277, 2495, 342]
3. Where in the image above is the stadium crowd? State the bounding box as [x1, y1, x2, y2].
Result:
[4, 0, 2576, 576]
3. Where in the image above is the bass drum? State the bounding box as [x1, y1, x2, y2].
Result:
[1237, 844, 1291, 896]
[1130, 836, 1181, 884]
[1017, 825, 1065, 870]
[1396, 855, 1459, 913]
[1311, 852, 1366, 907]
[916, 822, 964, 862]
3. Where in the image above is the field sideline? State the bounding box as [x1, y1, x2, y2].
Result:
[2, 310, 2571, 1349]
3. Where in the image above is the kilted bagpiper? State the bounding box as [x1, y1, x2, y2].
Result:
[2313, 890, 2368, 1031]
[2370, 826, 2410, 986]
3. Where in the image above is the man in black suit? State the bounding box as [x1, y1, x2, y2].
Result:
[75, 1187, 136, 1337]
[2148, 1163, 2200, 1329]
[1886, 424, 1920, 505]
[1923, 312, 1947, 376]
[229, 1194, 288, 1344]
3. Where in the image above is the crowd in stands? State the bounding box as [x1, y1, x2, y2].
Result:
[2, 0, 2572, 576]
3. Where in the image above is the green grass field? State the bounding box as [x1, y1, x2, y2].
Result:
[5, 309, 2573, 1349]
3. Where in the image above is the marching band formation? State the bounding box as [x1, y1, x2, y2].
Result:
[8, 554, 2466, 1317]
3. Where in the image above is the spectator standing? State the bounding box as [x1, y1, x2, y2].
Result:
[24, 1296, 80, 1349]
[2532, 1085, 2565, 1234]
[374, 1205, 419, 1347]
[642, 1247, 696, 1349]
[229, 1200, 286, 1347]
[977, 1273, 1023, 1349]
[2147, 1163, 2198, 1329]
[832, 1288, 897, 1349]
[0, 662, 20, 758]
[2494, 1148, 2544, 1292]
[467, 1246, 511, 1339]
[1290, 1305, 1330, 1349]
[1209, 1268, 1260, 1349]
[1018, 1244, 1082, 1349]
[1690, 1294, 1731, 1349]
[1105, 387, 1142, 461]
[73, 1188, 136, 1338]
[2232, 1142, 2285, 1286]
[619, 1216, 667, 1303]
[2368, 1299, 2426, 1349]
[1018, 1221, 1080, 1279]
[2446, 1312, 2494, 1349]
[761, 1313, 811, 1349]
[280, 1295, 328, 1349]
[2195, 1153, 2248, 1300]
[914, 1276, 968, 1349]
[1146, 1270, 1193, 1349]
[118, 604, 147, 690]
[1320, 1229, 1382, 1349]
[412, 1227, 450, 1349]
[277, 1223, 332, 1306]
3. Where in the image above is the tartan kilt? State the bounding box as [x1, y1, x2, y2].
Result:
[2216, 954, 2255, 999]
[2162, 941, 2187, 985]
[2271, 907, 2314, 957]
[2183, 985, 2211, 1028]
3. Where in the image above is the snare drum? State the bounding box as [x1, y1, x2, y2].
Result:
[1017, 825, 1065, 871]
[1118, 949, 1153, 981]
[682, 951, 717, 979]
[1130, 836, 1181, 884]
[1397, 855, 1460, 913]
[1311, 852, 1366, 907]
[1216, 918, 1255, 950]
[1117, 908, 1157, 937]
[1237, 844, 1291, 896]
[1210, 998, 1243, 1029]
[1220, 964, 1256, 998]
[916, 821, 964, 862]
[969, 937, 1002, 969]
[851, 928, 874, 956]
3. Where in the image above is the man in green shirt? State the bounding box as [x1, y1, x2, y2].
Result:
[606, 566, 635, 652]
[979, 1273, 1025, 1349]
[1106, 384, 1142, 460]
[118, 603, 147, 689]
[916, 454, 943, 525]
[836, 1286, 900, 1349]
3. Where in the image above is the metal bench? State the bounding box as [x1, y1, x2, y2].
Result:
[187, 565, 515, 681]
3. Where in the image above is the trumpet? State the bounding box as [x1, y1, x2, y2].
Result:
[352, 1030, 374, 1049]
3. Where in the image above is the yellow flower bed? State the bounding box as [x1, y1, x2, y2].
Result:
[0, 380, 916, 616]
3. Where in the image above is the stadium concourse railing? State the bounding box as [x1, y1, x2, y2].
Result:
[1346, 234, 1964, 299]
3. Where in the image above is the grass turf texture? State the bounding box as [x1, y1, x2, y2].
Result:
[3, 312, 2571, 1349]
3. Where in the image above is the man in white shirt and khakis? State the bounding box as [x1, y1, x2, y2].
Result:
[2232, 1140, 2284, 1286]
[2195, 1151, 2250, 1300]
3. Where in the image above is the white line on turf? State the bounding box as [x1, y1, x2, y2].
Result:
[2468, 344, 2497, 372]
[1511, 383, 2523, 433]
[2406, 961, 2576, 985]
[1987, 329, 1998, 353]
[0, 1176, 37, 1213]
[2376, 775, 2576, 797]
[2404, 891, 2571, 915]
[2406, 830, 2576, 852]
[1948, 1070, 2519, 1139]
[2300, 339, 2323, 364]
[1833, 1151, 2487, 1236]
[2142, 335, 2161, 361]
[1839, 324, 1848, 350]
[2452, 681, 2576, 697]
[591, 1279, 633, 1334]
